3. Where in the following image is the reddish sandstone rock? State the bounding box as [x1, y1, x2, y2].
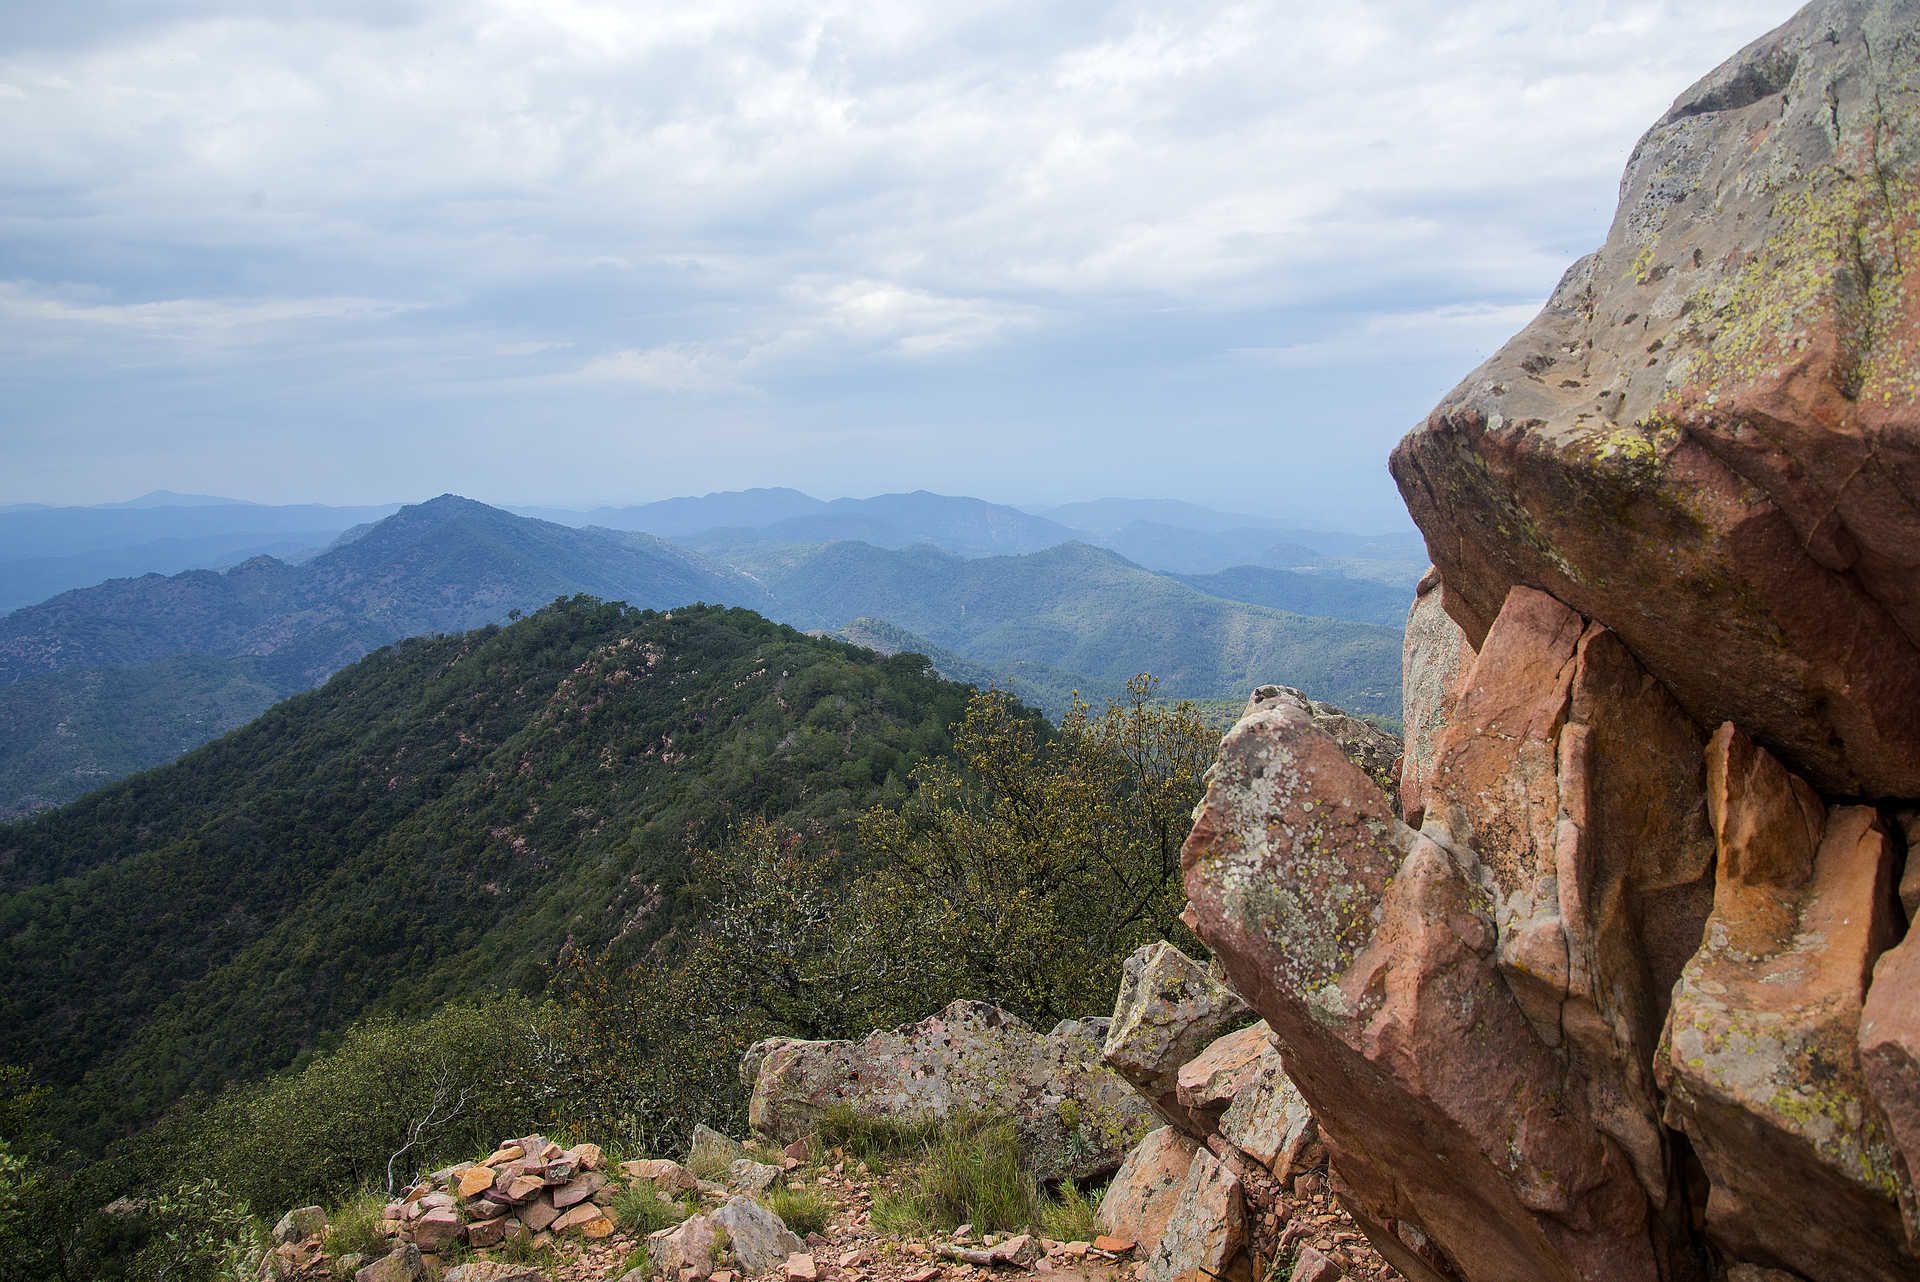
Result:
[1863, 923, 1920, 1247]
[1098, 1126, 1198, 1254]
[1173, 1023, 1273, 1122]
[1183, 666, 1699, 1281]
[1659, 725, 1909, 1282]
[1139, 1147, 1246, 1282]
[1390, 0, 1920, 798]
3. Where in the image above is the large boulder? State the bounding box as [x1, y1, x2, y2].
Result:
[1102, 942, 1252, 1133]
[744, 999, 1153, 1181]
[1182, 683, 1689, 1282]
[1389, 0, 1920, 799]
[1139, 1147, 1248, 1282]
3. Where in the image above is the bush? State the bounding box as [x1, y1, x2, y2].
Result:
[145, 997, 553, 1216]
[1038, 1180, 1104, 1242]
[125, 1179, 263, 1282]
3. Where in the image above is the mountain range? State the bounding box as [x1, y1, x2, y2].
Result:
[0, 490, 1416, 816]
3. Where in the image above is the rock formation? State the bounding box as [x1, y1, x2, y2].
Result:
[1182, 3, 1920, 1280]
[744, 1000, 1153, 1182]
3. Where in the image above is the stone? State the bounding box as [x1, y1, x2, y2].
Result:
[786, 1252, 819, 1281]
[1099, 1127, 1197, 1255]
[650, 1213, 720, 1282]
[354, 1246, 425, 1282]
[503, 1175, 543, 1204]
[747, 1000, 1153, 1181]
[903, 1267, 941, 1282]
[551, 1201, 606, 1234]
[445, 1265, 543, 1282]
[690, 1123, 749, 1177]
[1244, 684, 1401, 806]
[581, 1214, 616, 1238]
[456, 1167, 495, 1199]
[1286, 1247, 1341, 1282]
[271, 1205, 326, 1245]
[517, 1193, 560, 1232]
[1183, 683, 1687, 1282]
[784, 1137, 812, 1162]
[728, 1158, 782, 1197]
[1102, 941, 1252, 1134]
[571, 1142, 604, 1170]
[407, 1207, 462, 1252]
[1139, 1148, 1245, 1282]
[1863, 918, 1920, 1245]
[464, 1217, 506, 1249]
[481, 1146, 525, 1167]
[1390, 1, 1920, 800]
[712, 1195, 805, 1274]
[623, 1158, 701, 1195]
[1173, 1023, 1272, 1119]
[1214, 1045, 1314, 1178]
[552, 1173, 607, 1209]
[989, 1234, 1040, 1267]
[467, 1195, 508, 1220]
[1399, 570, 1474, 823]
[1660, 725, 1909, 1282]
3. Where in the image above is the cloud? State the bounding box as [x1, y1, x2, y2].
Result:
[0, 0, 1808, 513]
[1233, 301, 1548, 369]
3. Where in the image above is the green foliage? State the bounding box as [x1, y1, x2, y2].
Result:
[818, 1106, 945, 1166]
[144, 998, 550, 1215]
[763, 1185, 832, 1237]
[1037, 1180, 1105, 1242]
[321, 1189, 389, 1260]
[0, 600, 973, 1149]
[854, 676, 1212, 1021]
[123, 1180, 263, 1282]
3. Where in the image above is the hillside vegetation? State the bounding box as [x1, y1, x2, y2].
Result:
[0, 599, 973, 1146]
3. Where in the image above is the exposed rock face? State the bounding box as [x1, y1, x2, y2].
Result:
[1140, 1148, 1247, 1282]
[1185, 5, 1920, 1280]
[1389, 0, 1920, 798]
[1098, 1126, 1198, 1255]
[1102, 941, 1252, 1132]
[745, 1000, 1153, 1181]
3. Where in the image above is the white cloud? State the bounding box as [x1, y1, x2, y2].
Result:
[1233, 301, 1547, 369]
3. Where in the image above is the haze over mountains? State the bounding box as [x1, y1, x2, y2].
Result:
[0, 487, 1419, 817]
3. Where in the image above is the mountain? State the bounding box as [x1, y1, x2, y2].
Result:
[1171, 565, 1411, 628]
[598, 489, 1078, 557]
[0, 599, 977, 1140]
[0, 495, 765, 689]
[0, 498, 401, 613]
[0, 656, 282, 821]
[96, 490, 251, 509]
[758, 541, 1402, 716]
[1037, 497, 1288, 535]
[585, 487, 827, 536]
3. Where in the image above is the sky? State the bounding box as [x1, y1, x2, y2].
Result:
[0, 0, 1803, 529]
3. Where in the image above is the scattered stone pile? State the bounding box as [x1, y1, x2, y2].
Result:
[1095, 943, 1394, 1282]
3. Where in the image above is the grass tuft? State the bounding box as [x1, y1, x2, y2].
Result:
[612, 1185, 698, 1236]
[1037, 1179, 1104, 1242]
[322, 1188, 389, 1260]
[764, 1184, 832, 1237]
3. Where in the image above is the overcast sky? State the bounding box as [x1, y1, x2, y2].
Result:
[0, 0, 1801, 527]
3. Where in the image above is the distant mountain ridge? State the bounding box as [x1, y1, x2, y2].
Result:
[0, 493, 1410, 815]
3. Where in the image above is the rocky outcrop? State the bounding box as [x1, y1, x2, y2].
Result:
[1185, 4, 1920, 1280]
[1102, 941, 1251, 1132]
[1389, 0, 1920, 799]
[744, 1000, 1153, 1181]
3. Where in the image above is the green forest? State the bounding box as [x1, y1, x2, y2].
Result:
[0, 599, 1220, 1281]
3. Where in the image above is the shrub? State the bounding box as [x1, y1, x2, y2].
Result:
[125, 1179, 263, 1282]
[1038, 1180, 1104, 1242]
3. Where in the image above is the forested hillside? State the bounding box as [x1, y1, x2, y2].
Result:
[0, 599, 974, 1145]
[762, 541, 1402, 716]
